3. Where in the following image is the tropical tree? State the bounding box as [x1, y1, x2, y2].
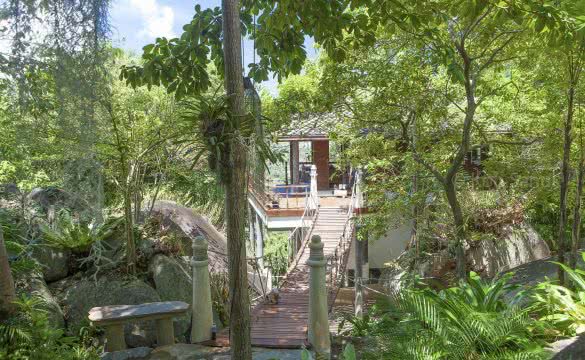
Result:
[120, 2, 373, 357]
[549, 3, 585, 280]
[100, 56, 177, 274]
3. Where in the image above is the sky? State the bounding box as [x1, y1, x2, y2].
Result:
[110, 0, 319, 95]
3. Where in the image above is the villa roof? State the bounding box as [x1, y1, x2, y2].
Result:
[277, 112, 342, 141]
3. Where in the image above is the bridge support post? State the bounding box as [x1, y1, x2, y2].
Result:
[306, 235, 331, 358]
[191, 236, 213, 343]
[354, 226, 364, 319]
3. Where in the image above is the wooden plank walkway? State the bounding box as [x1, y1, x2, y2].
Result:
[213, 207, 348, 348]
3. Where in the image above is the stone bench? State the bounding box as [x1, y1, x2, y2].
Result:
[88, 301, 190, 352]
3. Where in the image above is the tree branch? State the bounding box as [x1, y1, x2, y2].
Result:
[411, 146, 446, 184]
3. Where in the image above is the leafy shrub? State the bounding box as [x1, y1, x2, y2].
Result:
[39, 211, 122, 253]
[264, 231, 289, 281]
[460, 188, 524, 237]
[0, 295, 99, 360]
[210, 272, 230, 326]
[532, 252, 585, 337]
[360, 272, 548, 360]
[338, 313, 375, 337]
[5, 240, 38, 276]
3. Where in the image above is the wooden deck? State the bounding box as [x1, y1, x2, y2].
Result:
[213, 207, 348, 348]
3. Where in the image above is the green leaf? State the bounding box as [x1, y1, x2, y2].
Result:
[343, 343, 357, 360]
[448, 62, 465, 84]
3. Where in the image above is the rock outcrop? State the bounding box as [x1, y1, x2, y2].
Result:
[146, 201, 264, 294]
[148, 254, 193, 338]
[549, 334, 585, 360]
[18, 274, 66, 329]
[382, 223, 551, 291]
[467, 224, 550, 277]
[100, 347, 153, 360]
[32, 244, 70, 282]
[59, 277, 161, 347]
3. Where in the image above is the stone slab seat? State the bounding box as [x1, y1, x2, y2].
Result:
[88, 301, 190, 352]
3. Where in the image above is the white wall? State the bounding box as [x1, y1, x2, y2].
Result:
[347, 221, 413, 270]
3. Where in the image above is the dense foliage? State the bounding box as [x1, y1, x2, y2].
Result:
[350, 273, 547, 359]
[0, 296, 99, 360]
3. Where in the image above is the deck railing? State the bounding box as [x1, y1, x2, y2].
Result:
[271, 184, 310, 209]
[248, 172, 312, 210]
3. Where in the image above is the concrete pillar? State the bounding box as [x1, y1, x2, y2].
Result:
[156, 318, 175, 346]
[191, 236, 213, 343]
[306, 235, 331, 358]
[362, 232, 369, 284]
[354, 228, 364, 319]
[104, 324, 126, 352]
[290, 141, 300, 184]
[310, 165, 319, 211]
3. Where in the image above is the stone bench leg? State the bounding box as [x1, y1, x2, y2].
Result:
[156, 318, 175, 346]
[104, 324, 126, 352]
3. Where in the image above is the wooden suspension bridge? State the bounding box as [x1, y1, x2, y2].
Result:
[213, 199, 356, 348]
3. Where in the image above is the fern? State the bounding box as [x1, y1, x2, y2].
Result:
[532, 252, 585, 337]
[39, 211, 123, 253]
[0, 295, 99, 360]
[360, 273, 549, 360]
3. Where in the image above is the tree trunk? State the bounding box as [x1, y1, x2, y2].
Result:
[110, 109, 136, 275]
[221, 1, 252, 359]
[558, 84, 575, 286]
[445, 180, 466, 280]
[445, 43, 475, 281]
[124, 184, 136, 275]
[571, 146, 584, 271]
[0, 225, 17, 320]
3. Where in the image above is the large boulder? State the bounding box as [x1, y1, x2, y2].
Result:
[18, 274, 65, 329]
[0, 183, 20, 200]
[148, 254, 192, 338]
[32, 244, 70, 282]
[145, 201, 263, 294]
[549, 334, 585, 360]
[467, 224, 550, 277]
[144, 202, 227, 266]
[380, 261, 407, 294]
[60, 277, 161, 347]
[100, 347, 153, 360]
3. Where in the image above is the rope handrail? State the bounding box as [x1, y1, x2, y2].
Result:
[326, 171, 359, 311]
[277, 185, 319, 288]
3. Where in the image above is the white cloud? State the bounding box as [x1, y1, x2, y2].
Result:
[129, 0, 176, 39]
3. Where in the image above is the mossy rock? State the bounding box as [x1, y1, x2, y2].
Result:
[32, 244, 70, 282]
[60, 276, 161, 347]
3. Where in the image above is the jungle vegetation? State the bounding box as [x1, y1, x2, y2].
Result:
[0, 0, 584, 359]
